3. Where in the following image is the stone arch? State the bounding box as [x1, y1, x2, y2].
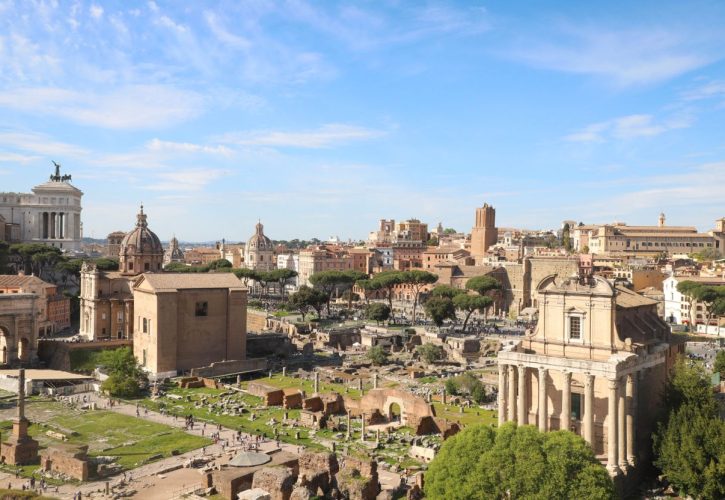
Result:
[388, 402, 402, 422]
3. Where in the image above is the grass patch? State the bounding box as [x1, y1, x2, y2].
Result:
[2, 400, 211, 474]
[0, 490, 57, 499]
[247, 374, 367, 400]
[431, 402, 497, 427]
[132, 385, 326, 451]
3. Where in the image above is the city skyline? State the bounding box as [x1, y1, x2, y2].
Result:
[1, 1, 725, 240]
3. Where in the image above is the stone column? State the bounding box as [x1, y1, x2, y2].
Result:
[584, 373, 594, 445]
[360, 413, 365, 442]
[498, 363, 507, 425]
[607, 378, 620, 475]
[282, 366, 286, 377]
[346, 410, 351, 439]
[508, 365, 517, 422]
[373, 373, 378, 389]
[561, 371, 572, 432]
[538, 367, 548, 431]
[313, 371, 319, 393]
[517, 365, 526, 425]
[618, 377, 628, 471]
[626, 373, 636, 466]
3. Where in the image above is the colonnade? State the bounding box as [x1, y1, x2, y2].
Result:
[498, 363, 637, 475]
[41, 211, 68, 239]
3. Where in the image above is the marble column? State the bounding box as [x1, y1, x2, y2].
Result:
[517, 364, 526, 425]
[618, 377, 628, 470]
[584, 373, 594, 445]
[508, 365, 517, 422]
[626, 373, 636, 466]
[607, 378, 620, 475]
[561, 371, 572, 432]
[538, 367, 548, 432]
[498, 363, 507, 425]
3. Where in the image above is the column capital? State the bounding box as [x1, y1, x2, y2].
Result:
[562, 370, 572, 381]
[607, 378, 618, 390]
[584, 373, 594, 387]
[538, 366, 548, 375]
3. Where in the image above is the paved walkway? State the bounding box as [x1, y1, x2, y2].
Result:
[0, 391, 306, 499]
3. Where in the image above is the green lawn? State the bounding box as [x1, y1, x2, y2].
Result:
[132, 386, 327, 451]
[431, 402, 497, 427]
[1, 400, 211, 473]
[247, 374, 368, 400]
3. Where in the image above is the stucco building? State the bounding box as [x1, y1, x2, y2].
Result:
[497, 275, 683, 476]
[244, 222, 275, 272]
[0, 163, 83, 251]
[132, 273, 247, 378]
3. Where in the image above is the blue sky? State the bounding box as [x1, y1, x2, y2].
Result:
[1, 1, 724, 242]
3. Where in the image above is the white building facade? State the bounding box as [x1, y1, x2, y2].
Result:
[0, 164, 83, 251]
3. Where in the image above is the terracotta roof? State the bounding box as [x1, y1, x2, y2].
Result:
[134, 273, 244, 291]
[0, 274, 52, 288]
[615, 286, 657, 308]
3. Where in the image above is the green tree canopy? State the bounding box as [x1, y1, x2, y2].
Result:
[453, 294, 493, 331]
[289, 285, 327, 321]
[425, 422, 615, 500]
[370, 270, 405, 311]
[367, 345, 388, 366]
[400, 270, 438, 323]
[416, 343, 444, 364]
[423, 296, 456, 327]
[98, 347, 148, 398]
[714, 350, 725, 377]
[233, 268, 261, 287]
[465, 275, 502, 296]
[654, 359, 725, 499]
[365, 302, 391, 325]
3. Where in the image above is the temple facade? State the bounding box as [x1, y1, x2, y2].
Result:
[497, 275, 683, 476]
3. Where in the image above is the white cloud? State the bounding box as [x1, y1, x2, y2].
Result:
[682, 80, 725, 101]
[219, 124, 386, 149]
[0, 131, 89, 158]
[565, 113, 693, 142]
[507, 26, 713, 86]
[145, 168, 229, 191]
[0, 152, 41, 163]
[89, 4, 103, 20]
[0, 85, 205, 129]
[146, 139, 233, 156]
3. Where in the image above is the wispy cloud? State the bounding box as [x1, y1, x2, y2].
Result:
[0, 85, 205, 129]
[145, 168, 229, 192]
[0, 131, 89, 158]
[146, 139, 233, 156]
[218, 124, 387, 149]
[564, 113, 693, 142]
[506, 25, 714, 86]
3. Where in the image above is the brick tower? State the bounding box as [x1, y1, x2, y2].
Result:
[471, 203, 498, 262]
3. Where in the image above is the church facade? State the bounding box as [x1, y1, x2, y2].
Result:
[497, 275, 684, 477]
[0, 163, 83, 251]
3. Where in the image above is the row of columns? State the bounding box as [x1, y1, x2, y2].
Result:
[498, 363, 637, 475]
[41, 211, 68, 239]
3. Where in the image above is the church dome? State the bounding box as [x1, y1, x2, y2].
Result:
[247, 221, 273, 251]
[119, 205, 164, 274]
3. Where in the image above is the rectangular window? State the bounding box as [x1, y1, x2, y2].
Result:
[142, 318, 148, 333]
[195, 301, 208, 317]
[569, 316, 581, 340]
[571, 393, 583, 421]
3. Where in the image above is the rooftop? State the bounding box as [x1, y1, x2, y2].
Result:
[135, 272, 245, 291]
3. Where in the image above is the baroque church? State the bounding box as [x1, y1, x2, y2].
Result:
[79, 205, 165, 339]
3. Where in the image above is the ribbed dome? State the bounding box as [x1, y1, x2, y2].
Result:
[247, 221, 273, 250]
[121, 205, 163, 256]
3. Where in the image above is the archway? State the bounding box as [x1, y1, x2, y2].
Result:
[0, 327, 9, 365]
[388, 402, 402, 423]
[18, 338, 29, 363]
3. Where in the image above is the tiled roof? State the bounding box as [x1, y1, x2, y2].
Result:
[135, 272, 244, 291]
[0, 274, 52, 288]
